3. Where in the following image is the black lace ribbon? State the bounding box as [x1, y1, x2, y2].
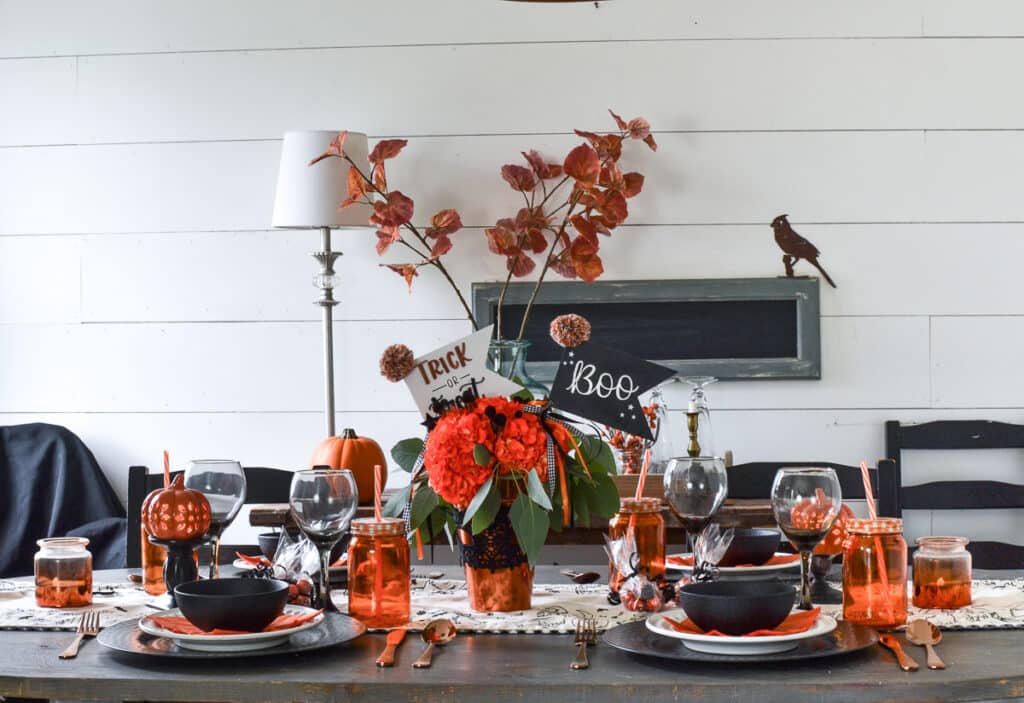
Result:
[456, 505, 528, 571]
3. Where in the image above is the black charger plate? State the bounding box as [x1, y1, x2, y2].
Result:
[97, 611, 365, 659]
[602, 619, 878, 664]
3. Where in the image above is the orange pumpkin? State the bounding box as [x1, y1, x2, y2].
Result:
[814, 504, 856, 555]
[311, 428, 387, 505]
[145, 474, 212, 541]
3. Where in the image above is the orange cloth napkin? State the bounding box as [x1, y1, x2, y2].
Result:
[148, 609, 322, 636]
[235, 552, 272, 568]
[663, 607, 820, 638]
[667, 553, 800, 568]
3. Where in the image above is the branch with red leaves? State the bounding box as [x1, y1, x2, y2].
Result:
[310, 132, 479, 330]
[486, 110, 656, 341]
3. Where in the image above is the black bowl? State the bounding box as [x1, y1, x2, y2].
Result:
[718, 528, 781, 567]
[677, 580, 795, 636]
[174, 578, 289, 632]
[257, 532, 280, 561]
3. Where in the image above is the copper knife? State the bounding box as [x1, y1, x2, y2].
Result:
[376, 628, 408, 667]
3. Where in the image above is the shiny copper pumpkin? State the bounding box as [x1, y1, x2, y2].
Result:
[144, 474, 212, 540]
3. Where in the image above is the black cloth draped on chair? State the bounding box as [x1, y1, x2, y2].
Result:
[0, 423, 126, 577]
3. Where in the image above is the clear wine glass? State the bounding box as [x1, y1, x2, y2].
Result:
[184, 460, 246, 579]
[663, 455, 728, 557]
[289, 470, 358, 612]
[771, 467, 843, 610]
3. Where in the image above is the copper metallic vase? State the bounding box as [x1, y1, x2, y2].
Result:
[458, 483, 534, 612]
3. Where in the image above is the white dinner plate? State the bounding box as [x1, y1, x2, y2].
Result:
[139, 605, 324, 652]
[646, 608, 837, 655]
[665, 552, 801, 581]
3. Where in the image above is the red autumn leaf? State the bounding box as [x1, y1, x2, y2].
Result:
[574, 129, 601, 144]
[425, 209, 463, 239]
[485, 219, 520, 256]
[601, 191, 628, 224]
[525, 228, 547, 254]
[370, 191, 414, 228]
[627, 117, 651, 140]
[550, 252, 578, 279]
[309, 130, 348, 165]
[339, 166, 367, 210]
[501, 164, 537, 192]
[372, 162, 387, 191]
[575, 252, 604, 282]
[521, 150, 562, 180]
[375, 226, 401, 255]
[590, 213, 614, 235]
[368, 139, 408, 164]
[608, 109, 628, 132]
[623, 172, 644, 198]
[571, 214, 598, 243]
[515, 207, 548, 232]
[430, 235, 453, 258]
[507, 254, 536, 277]
[570, 234, 599, 259]
[600, 162, 625, 191]
[643, 134, 658, 152]
[563, 144, 601, 186]
[383, 263, 419, 291]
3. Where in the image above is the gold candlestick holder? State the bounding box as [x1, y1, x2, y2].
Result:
[686, 412, 701, 457]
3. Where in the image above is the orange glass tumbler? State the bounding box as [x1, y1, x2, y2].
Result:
[141, 526, 167, 595]
[842, 518, 907, 629]
[35, 538, 93, 608]
[347, 518, 411, 628]
[608, 497, 666, 592]
[913, 536, 972, 609]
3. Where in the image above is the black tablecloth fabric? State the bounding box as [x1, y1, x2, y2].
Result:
[0, 423, 126, 577]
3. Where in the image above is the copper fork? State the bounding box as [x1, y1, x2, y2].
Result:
[59, 611, 101, 659]
[569, 618, 597, 670]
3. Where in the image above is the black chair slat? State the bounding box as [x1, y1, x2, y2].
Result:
[901, 480, 1024, 511]
[896, 420, 1024, 450]
[727, 460, 898, 517]
[965, 541, 1024, 570]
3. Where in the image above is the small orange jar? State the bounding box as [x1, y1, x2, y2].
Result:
[608, 497, 666, 592]
[842, 518, 907, 629]
[347, 518, 410, 628]
[35, 538, 93, 608]
[913, 536, 972, 609]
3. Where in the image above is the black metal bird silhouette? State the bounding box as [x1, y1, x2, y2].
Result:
[770, 214, 837, 288]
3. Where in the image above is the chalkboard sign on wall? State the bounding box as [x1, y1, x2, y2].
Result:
[472, 278, 821, 382]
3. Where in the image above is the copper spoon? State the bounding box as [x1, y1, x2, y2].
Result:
[879, 632, 920, 671]
[561, 570, 602, 584]
[412, 619, 457, 669]
[906, 619, 946, 670]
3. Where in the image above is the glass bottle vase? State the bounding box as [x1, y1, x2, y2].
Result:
[486, 340, 549, 400]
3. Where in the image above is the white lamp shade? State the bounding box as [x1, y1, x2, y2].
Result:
[271, 130, 373, 229]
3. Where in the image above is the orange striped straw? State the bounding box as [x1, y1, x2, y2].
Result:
[860, 460, 894, 618]
[628, 449, 653, 532]
[162, 450, 171, 488]
[374, 464, 383, 522]
[859, 461, 878, 520]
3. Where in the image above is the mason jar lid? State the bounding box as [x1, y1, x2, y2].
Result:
[351, 517, 406, 537]
[847, 517, 902, 535]
[618, 497, 662, 514]
[915, 535, 970, 550]
[36, 537, 90, 552]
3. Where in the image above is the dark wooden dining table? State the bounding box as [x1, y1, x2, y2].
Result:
[1, 566, 1023, 703]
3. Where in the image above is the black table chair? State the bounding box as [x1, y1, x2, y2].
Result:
[727, 459, 898, 517]
[126, 465, 294, 568]
[885, 420, 1024, 569]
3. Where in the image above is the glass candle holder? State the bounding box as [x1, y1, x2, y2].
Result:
[913, 536, 972, 609]
[35, 537, 93, 608]
[141, 525, 167, 595]
[347, 517, 410, 628]
[608, 497, 666, 592]
[842, 518, 907, 629]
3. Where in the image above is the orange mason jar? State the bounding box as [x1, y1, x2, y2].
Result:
[608, 497, 666, 592]
[913, 536, 972, 609]
[347, 518, 410, 628]
[35, 537, 93, 608]
[842, 518, 907, 629]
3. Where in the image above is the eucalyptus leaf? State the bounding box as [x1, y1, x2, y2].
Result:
[391, 438, 424, 473]
[382, 484, 412, 519]
[573, 484, 592, 526]
[462, 475, 495, 526]
[409, 484, 439, 530]
[525, 469, 553, 511]
[472, 443, 492, 467]
[588, 440, 617, 476]
[510, 493, 549, 567]
[589, 471, 621, 518]
[471, 484, 501, 535]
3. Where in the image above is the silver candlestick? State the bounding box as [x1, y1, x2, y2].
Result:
[312, 226, 341, 437]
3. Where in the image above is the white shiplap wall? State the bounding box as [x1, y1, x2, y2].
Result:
[2, 0, 1024, 549]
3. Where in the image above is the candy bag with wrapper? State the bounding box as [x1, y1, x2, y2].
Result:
[604, 532, 664, 612]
